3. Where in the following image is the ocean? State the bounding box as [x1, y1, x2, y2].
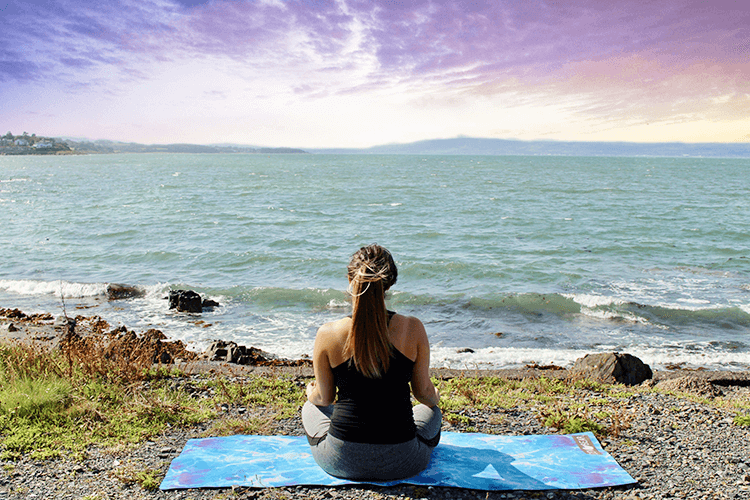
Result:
[1, 153, 748, 370]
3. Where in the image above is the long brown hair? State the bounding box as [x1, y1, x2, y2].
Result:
[344, 244, 398, 378]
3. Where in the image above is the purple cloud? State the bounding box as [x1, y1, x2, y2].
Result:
[1, 0, 748, 118]
[0, 58, 41, 83]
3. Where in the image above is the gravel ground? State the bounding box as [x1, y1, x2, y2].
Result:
[1, 375, 749, 500]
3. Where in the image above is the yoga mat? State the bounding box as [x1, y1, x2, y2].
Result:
[160, 431, 636, 491]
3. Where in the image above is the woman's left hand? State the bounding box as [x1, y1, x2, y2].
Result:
[306, 380, 317, 401]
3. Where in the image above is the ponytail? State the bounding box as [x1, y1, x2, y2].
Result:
[344, 245, 398, 378]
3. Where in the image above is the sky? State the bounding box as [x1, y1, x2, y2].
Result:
[1, 0, 749, 148]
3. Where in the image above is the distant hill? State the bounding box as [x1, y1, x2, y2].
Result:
[309, 137, 750, 158]
[2, 133, 309, 155]
[63, 140, 307, 155]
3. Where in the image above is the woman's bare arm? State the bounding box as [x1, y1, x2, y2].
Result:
[306, 324, 337, 406]
[409, 317, 440, 408]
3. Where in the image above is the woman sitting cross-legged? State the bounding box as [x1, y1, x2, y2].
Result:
[302, 244, 442, 481]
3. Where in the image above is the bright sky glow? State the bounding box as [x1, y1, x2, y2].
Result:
[2, 0, 749, 147]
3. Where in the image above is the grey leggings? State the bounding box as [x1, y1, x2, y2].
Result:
[301, 401, 442, 481]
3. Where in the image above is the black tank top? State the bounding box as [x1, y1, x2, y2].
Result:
[328, 314, 416, 444]
[328, 349, 416, 444]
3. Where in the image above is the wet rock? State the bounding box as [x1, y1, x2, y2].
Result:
[168, 290, 221, 313]
[106, 283, 145, 300]
[168, 290, 203, 313]
[202, 298, 220, 309]
[571, 352, 653, 385]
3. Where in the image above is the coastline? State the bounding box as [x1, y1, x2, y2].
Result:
[1, 308, 749, 499]
[2, 307, 749, 382]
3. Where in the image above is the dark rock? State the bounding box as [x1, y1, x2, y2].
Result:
[202, 298, 220, 309]
[7, 323, 18, 332]
[570, 352, 653, 385]
[103, 326, 195, 364]
[168, 290, 203, 313]
[204, 340, 310, 366]
[106, 283, 145, 300]
[457, 348, 475, 353]
[108, 325, 128, 335]
[0, 308, 26, 319]
[157, 350, 173, 364]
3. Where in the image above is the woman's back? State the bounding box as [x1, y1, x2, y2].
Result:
[302, 244, 441, 480]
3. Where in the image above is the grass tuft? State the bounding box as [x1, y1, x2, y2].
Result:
[0, 339, 213, 460]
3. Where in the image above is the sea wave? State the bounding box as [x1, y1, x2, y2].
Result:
[0, 279, 110, 298]
[3, 279, 747, 331]
[430, 345, 750, 371]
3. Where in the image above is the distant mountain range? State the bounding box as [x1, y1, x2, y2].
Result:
[14, 135, 749, 158]
[309, 137, 750, 158]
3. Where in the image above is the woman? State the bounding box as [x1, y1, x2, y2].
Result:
[302, 244, 442, 481]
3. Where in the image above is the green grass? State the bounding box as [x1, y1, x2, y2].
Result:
[433, 375, 640, 438]
[112, 461, 162, 490]
[201, 373, 305, 419]
[734, 414, 750, 426]
[0, 337, 307, 462]
[0, 341, 214, 460]
[204, 416, 274, 437]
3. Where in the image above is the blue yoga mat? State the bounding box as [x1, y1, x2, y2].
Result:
[160, 431, 635, 491]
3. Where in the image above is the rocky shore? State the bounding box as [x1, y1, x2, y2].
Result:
[1, 310, 749, 500]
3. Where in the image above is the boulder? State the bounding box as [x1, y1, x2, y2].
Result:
[168, 290, 203, 313]
[167, 290, 220, 313]
[571, 352, 653, 385]
[206, 340, 244, 363]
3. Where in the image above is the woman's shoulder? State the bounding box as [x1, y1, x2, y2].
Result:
[316, 316, 352, 344]
[391, 313, 426, 335]
[320, 316, 352, 330]
[315, 317, 351, 367]
[390, 313, 428, 361]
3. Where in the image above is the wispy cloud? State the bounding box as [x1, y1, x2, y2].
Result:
[2, 0, 748, 145]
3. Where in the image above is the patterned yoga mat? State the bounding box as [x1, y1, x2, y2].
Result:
[160, 431, 636, 491]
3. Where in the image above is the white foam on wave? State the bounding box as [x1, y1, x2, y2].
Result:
[562, 293, 626, 308]
[430, 346, 587, 370]
[430, 345, 750, 371]
[0, 279, 109, 298]
[326, 299, 350, 309]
